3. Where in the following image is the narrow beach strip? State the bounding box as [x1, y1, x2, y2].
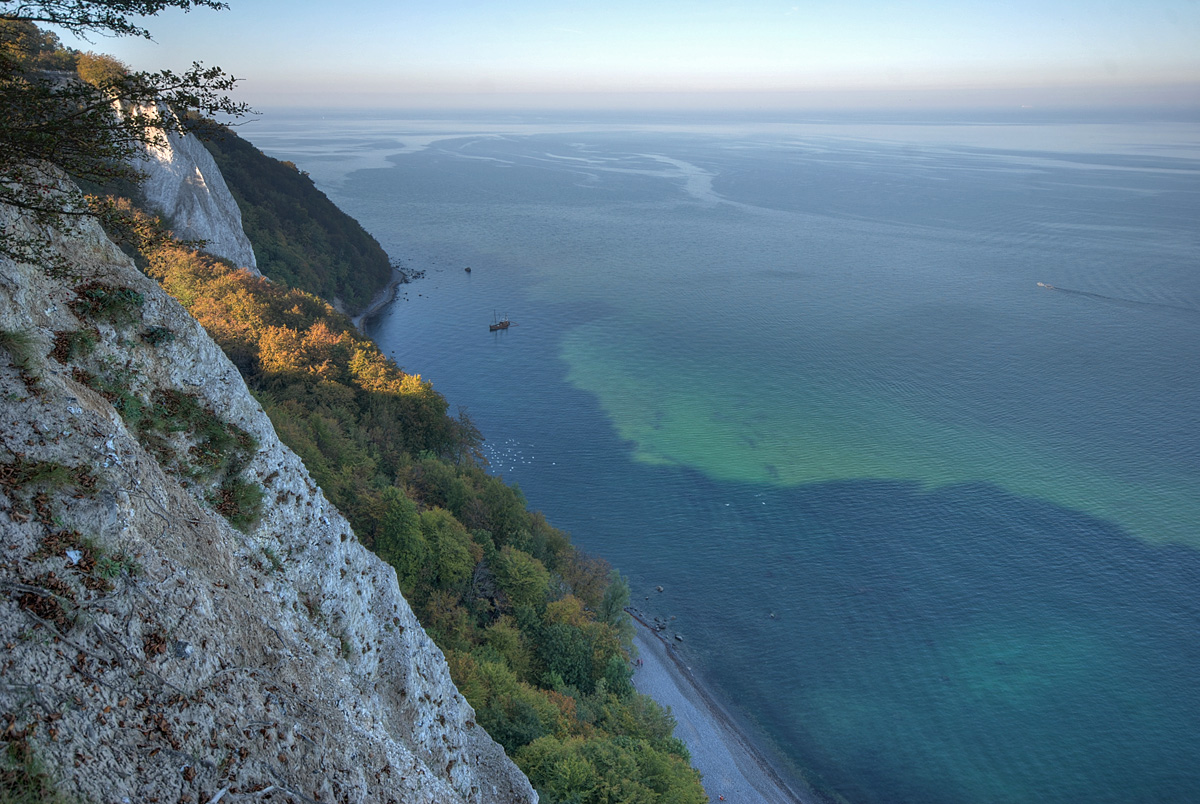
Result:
[629, 612, 817, 804]
[352, 266, 406, 330]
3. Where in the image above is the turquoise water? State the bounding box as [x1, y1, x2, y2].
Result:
[245, 111, 1200, 804]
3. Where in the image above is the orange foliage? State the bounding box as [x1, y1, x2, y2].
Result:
[123, 202, 437, 401]
[544, 689, 589, 737]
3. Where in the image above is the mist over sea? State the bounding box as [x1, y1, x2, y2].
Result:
[245, 109, 1200, 804]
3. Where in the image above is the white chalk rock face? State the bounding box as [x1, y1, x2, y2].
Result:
[133, 123, 260, 274]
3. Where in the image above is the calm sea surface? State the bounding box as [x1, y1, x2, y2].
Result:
[244, 110, 1200, 804]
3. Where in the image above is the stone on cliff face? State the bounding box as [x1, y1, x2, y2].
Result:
[132, 119, 260, 274]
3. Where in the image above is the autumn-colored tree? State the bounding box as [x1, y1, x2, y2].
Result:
[75, 51, 127, 87]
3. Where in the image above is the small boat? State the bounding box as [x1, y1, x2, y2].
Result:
[489, 312, 511, 331]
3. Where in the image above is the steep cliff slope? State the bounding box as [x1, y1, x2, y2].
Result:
[0, 178, 536, 803]
[133, 124, 261, 274]
[199, 125, 395, 316]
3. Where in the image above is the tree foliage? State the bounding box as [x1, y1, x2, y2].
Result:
[3, 1, 227, 39]
[375, 487, 425, 595]
[75, 50, 127, 87]
[0, 3, 249, 263]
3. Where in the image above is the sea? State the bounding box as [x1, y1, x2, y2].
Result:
[242, 108, 1200, 804]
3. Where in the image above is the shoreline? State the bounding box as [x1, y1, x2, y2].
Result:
[627, 609, 822, 804]
[351, 266, 406, 330]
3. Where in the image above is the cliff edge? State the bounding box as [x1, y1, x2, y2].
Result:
[0, 175, 536, 803]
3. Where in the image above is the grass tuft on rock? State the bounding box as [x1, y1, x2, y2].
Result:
[0, 739, 75, 804]
[0, 329, 36, 370]
[69, 281, 144, 327]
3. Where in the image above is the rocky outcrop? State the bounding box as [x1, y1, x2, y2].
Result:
[0, 179, 536, 804]
[132, 123, 260, 273]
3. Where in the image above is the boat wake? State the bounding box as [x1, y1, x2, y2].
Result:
[1038, 282, 1199, 315]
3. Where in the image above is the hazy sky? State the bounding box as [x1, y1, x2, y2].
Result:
[55, 0, 1200, 110]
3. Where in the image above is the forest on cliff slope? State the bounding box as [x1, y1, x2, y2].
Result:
[198, 124, 395, 315]
[105, 177, 708, 804]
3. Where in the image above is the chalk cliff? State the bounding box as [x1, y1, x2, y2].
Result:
[0, 174, 536, 803]
[132, 122, 261, 274]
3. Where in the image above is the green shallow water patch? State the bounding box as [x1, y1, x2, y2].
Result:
[560, 322, 1200, 548]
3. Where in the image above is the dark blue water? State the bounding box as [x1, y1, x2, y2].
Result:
[245, 111, 1200, 804]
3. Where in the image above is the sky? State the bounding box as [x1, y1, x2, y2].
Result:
[53, 0, 1200, 110]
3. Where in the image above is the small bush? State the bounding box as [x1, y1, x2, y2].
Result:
[1, 739, 74, 804]
[139, 325, 175, 346]
[95, 552, 142, 580]
[0, 460, 71, 490]
[147, 388, 257, 478]
[209, 476, 264, 532]
[70, 282, 144, 327]
[0, 329, 36, 370]
[75, 51, 128, 88]
[0, 457, 96, 495]
[74, 366, 145, 429]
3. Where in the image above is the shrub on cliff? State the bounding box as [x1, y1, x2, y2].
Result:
[75, 51, 128, 87]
